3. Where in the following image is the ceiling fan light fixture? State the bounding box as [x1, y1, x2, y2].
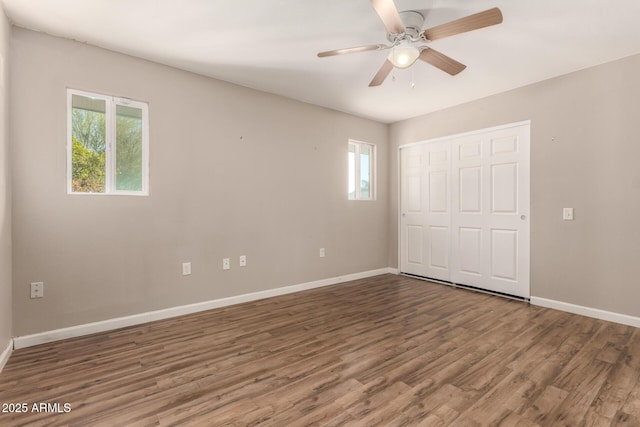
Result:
[388, 41, 420, 69]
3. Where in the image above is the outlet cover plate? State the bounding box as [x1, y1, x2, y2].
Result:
[30, 282, 44, 299]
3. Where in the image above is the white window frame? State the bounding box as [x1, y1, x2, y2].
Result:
[348, 139, 376, 201]
[67, 88, 149, 196]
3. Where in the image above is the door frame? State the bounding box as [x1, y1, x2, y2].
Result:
[398, 120, 531, 298]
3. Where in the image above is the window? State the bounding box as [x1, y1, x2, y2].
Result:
[348, 140, 375, 200]
[67, 89, 149, 195]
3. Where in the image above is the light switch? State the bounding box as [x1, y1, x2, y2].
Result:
[182, 262, 191, 276]
[563, 208, 574, 221]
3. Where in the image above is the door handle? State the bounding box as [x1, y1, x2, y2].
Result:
[520, 215, 526, 220]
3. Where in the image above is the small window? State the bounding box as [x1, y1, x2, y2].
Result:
[67, 89, 149, 195]
[348, 140, 375, 200]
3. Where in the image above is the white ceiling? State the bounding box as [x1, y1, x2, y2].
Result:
[3, 0, 640, 123]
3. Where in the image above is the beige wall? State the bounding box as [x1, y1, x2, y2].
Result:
[389, 53, 640, 317]
[11, 28, 389, 336]
[0, 11, 11, 349]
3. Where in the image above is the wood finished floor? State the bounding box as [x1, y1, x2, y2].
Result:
[1, 274, 640, 426]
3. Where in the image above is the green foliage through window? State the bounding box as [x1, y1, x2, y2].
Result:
[71, 100, 106, 192]
[72, 136, 106, 192]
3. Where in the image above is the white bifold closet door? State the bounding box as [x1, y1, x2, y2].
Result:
[400, 122, 530, 299]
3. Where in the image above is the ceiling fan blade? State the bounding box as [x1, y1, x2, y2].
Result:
[371, 0, 405, 34]
[369, 59, 394, 87]
[423, 7, 503, 41]
[317, 44, 388, 58]
[419, 48, 466, 75]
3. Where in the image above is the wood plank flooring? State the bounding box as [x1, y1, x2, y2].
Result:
[1, 274, 640, 426]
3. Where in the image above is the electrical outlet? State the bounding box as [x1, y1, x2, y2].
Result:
[182, 262, 191, 276]
[239, 255, 247, 267]
[319, 248, 325, 258]
[30, 282, 44, 299]
[223, 258, 230, 270]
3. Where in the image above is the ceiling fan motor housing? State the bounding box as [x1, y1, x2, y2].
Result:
[387, 10, 425, 42]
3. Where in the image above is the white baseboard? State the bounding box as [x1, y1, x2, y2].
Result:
[531, 296, 640, 328]
[0, 339, 13, 373]
[13, 268, 395, 350]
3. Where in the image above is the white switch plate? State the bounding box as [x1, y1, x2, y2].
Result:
[319, 248, 325, 258]
[223, 258, 230, 270]
[563, 208, 574, 221]
[182, 262, 191, 276]
[30, 282, 44, 299]
[239, 255, 247, 267]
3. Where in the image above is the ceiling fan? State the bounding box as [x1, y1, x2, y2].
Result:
[317, 0, 503, 87]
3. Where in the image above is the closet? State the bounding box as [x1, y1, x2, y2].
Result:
[399, 121, 530, 299]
